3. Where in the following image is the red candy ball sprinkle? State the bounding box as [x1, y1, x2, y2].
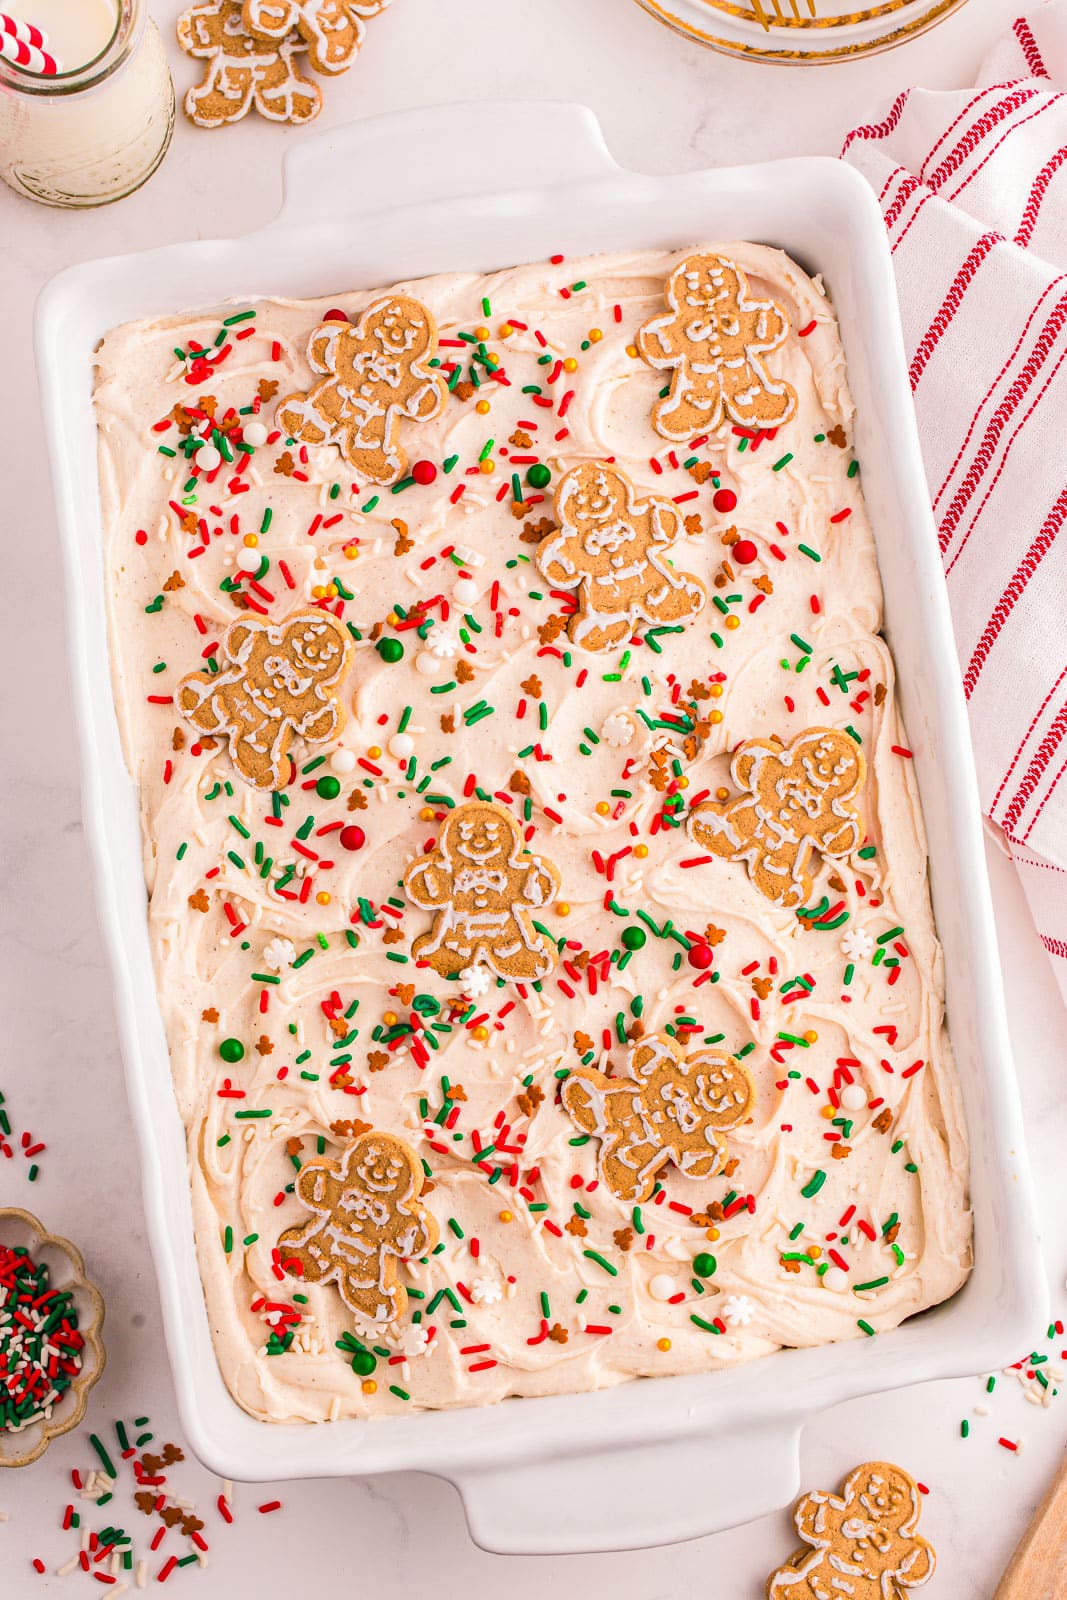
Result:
[712, 488, 738, 514]
[412, 460, 437, 486]
[687, 942, 714, 970]
[339, 825, 366, 852]
[323, 308, 349, 322]
[732, 539, 758, 566]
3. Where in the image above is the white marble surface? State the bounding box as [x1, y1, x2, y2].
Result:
[2, 0, 1065, 1592]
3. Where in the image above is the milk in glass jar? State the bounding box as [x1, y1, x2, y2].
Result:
[0, 0, 175, 207]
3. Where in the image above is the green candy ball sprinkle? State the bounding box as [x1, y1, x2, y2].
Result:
[352, 1350, 377, 1376]
[219, 1038, 244, 1064]
[376, 638, 404, 664]
[692, 1252, 717, 1278]
[316, 775, 341, 800]
[621, 927, 646, 951]
[526, 463, 552, 489]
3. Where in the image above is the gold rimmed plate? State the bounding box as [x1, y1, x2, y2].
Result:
[633, 0, 971, 62]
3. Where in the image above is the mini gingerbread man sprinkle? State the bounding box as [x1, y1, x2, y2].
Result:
[404, 799, 561, 982]
[767, 1461, 935, 1599]
[688, 727, 866, 910]
[279, 1131, 438, 1326]
[177, 0, 322, 127]
[638, 253, 797, 440]
[177, 607, 351, 791]
[535, 460, 706, 652]
[277, 295, 447, 486]
[560, 1032, 755, 1204]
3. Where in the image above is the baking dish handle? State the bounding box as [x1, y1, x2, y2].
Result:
[448, 1416, 802, 1555]
[279, 100, 621, 226]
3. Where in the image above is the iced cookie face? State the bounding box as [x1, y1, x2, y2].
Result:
[638, 252, 797, 439]
[176, 608, 351, 790]
[536, 460, 705, 652]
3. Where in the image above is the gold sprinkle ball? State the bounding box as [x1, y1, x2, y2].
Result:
[499, 1210, 513, 1223]
[589, 328, 603, 342]
[475, 399, 491, 415]
[315, 891, 331, 906]
[563, 356, 578, 373]
[595, 800, 611, 816]
[555, 901, 571, 916]
[361, 1379, 377, 1395]
[472, 1025, 489, 1042]
[634, 843, 649, 859]
[383, 1011, 398, 1027]
[479, 459, 495, 475]
[367, 745, 382, 760]
[243, 533, 258, 548]
[657, 1337, 672, 1352]
[724, 614, 740, 631]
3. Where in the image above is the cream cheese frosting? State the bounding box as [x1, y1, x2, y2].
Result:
[92, 243, 972, 1422]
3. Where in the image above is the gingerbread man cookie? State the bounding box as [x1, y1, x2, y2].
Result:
[244, 0, 387, 75]
[561, 1032, 755, 1204]
[767, 1462, 935, 1600]
[177, 0, 321, 127]
[404, 800, 561, 982]
[279, 1131, 438, 1326]
[535, 461, 706, 653]
[637, 253, 797, 440]
[277, 295, 448, 486]
[177, 607, 352, 791]
[688, 728, 865, 911]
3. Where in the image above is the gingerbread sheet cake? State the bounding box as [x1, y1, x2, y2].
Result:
[92, 243, 971, 1421]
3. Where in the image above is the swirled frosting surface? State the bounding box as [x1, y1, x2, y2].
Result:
[93, 243, 971, 1421]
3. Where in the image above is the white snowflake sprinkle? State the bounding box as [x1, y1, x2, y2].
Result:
[397, 1323, 433, 1358]
[263, 937, 296, 971]
[470, 1276, 502, 1306]
[841, 926, 875, 961]
[426, 627, 459, 659]
[601, 711, 636, 748]
[461, 964, 493, 998]
[721, 1294, 755, 1327]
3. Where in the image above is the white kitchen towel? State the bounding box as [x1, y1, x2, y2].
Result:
[842, 2, 1067, 1004]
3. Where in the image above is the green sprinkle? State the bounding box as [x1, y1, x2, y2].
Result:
[690, 1314, 722, 1334]
[89, 1434, 117, 1480]
[800, 1170, 826, 1198]
[582, 1249, 618, 1277]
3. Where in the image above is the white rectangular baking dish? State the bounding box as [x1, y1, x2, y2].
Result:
[36, 100, 1045, 1556]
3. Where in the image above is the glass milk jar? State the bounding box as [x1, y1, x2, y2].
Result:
[0, 0, 175, 207]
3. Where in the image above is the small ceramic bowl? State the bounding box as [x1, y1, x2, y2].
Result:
[0, 1207, 106, 1467]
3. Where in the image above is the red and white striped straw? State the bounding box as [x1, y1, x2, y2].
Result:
[0, 13, 57, 72]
